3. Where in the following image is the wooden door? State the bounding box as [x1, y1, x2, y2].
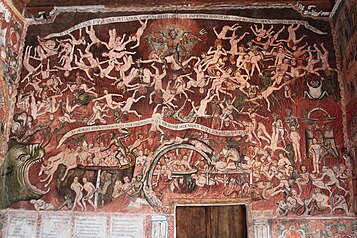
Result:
[176, 205, 247, 238]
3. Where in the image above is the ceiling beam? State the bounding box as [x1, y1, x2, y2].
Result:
[12, 0, 335, 19]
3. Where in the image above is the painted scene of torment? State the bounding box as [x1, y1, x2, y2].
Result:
[1, 11, 351, 216]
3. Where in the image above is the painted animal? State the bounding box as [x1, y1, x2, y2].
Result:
[0, 144, 47, 209]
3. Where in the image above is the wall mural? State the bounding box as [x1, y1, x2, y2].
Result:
[2, 11, 351, 217]
[276, 219, 357, 237]
[0, 0, 24, 160]
[332, 0, 357, 179]
[332, 0, 357, 72]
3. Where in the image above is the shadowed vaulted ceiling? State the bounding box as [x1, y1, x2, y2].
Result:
[12, 0, 337, 18]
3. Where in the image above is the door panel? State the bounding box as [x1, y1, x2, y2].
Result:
[210, 205, 247, 238]
[176, 206, 208, 238]
[176, 205, 247, 238]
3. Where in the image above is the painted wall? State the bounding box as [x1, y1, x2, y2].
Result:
[332, 0, 357, 218]
[0, 0, 24, 162]
[0, 2, 356, 238]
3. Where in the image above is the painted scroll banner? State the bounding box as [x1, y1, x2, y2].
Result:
[110, 216, 144, 238]
[44, 13, 327, 39]
[57, 118, 246, 147]
[74, 215, 107, 238]
[39, 214, 71, 238]
[6, 211, 37, 238]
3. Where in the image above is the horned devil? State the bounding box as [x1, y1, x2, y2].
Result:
[304, 78, 328, 100]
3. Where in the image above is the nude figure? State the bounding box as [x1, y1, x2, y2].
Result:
[44, 94, 63, 114]
[279, 24, 306, 50]
[60, 147, 80, 181]
[130, 19, 148, 49]
[95, 58, 120, 80]
[29, 92, 46, 120]
[43, 75, 63, 94]
[24, 77, 43, 97]
[210, 69, 233, 100]
[119, 90, 145, 118]
[301, 48, 321, 76]
[247, 81, 289, 112]
[82, 178, 97, 211]
[114, 34, 133, 52]
[172, 73, 194, 99]
[295, 165, 310, 195]
[213, 23, 241, 45]
[269, 59, 290, 86]
[55, 49, 72, 75]
[309, 138, 323, 173]
[117, 54, 135, 74]
[190, 89, 217, 118]
[225, 31, 249, 55]
[235, 46, 247, 69]
[102, 49, 135, 61]
[186, 58, 209, 92]
[253, 26, 284, 51]
[288, 125, 302, 163]
[314, 43, 336, 72]
[86, 25, 106, 46]
[272, 114, 286, 146]
[219, 97, 240, 129]
[115, 68, 141, 91]
[58, 95, 81, 124]
[128, 133, 150, 153]
[277, 153, 293, 176]
[201, 44, 227, 71]
[93, 89, 123, 109]
[149, 64, 167, 104]
[231, 70, 250, 96]
[250, 24, 273, 42]
[22, 46, 41, 82]
[76, 42, 102, 72]
[39, 147, 71, 187]
[59, 28, 86, 46]
[246, 47, 264, 76]
[86, 101, 110, 125]
[70, 177, 84, 211]
[149, 105, 165, 141]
